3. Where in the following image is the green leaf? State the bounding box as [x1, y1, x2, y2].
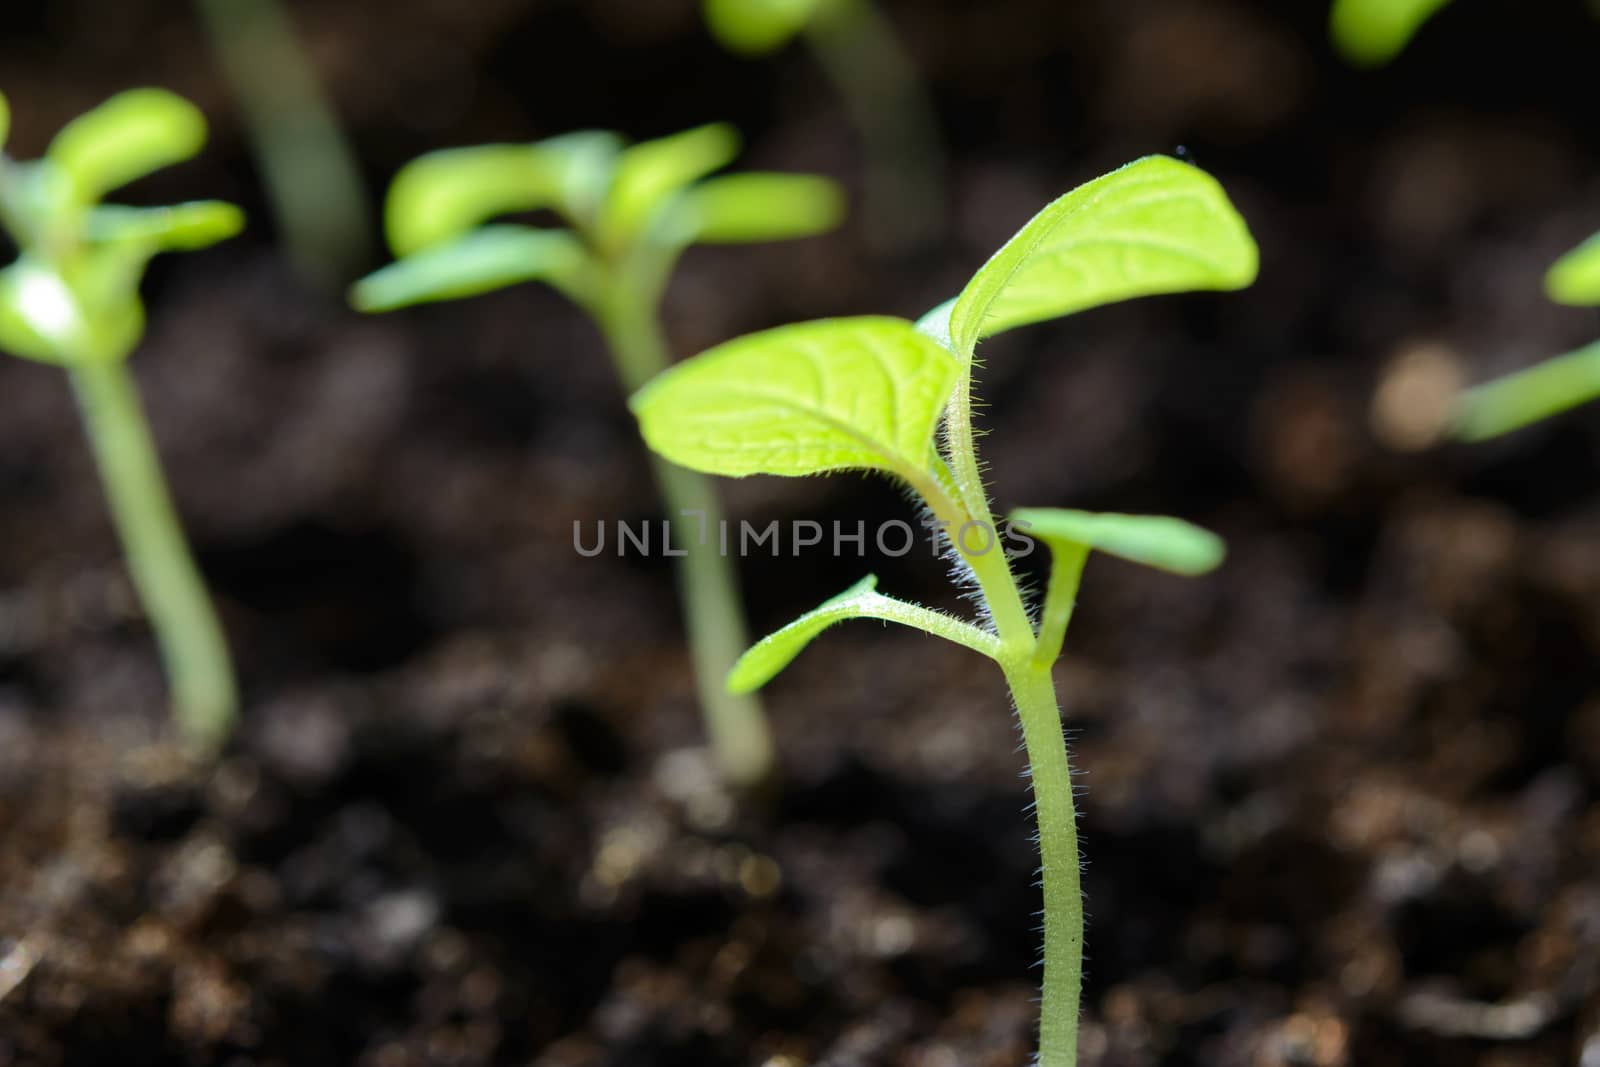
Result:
[86, 201, 245, 252]
[1450, 340, 1600, 441]
[350, 225, 592, 312]
[703, 0, 822, 55]
[0, 260, 75, 363]
[949, 156, 1258, 354]
[0, 90, 10, 151]
[1546, 232, 1600, 307]
[383, 132, 622, 257]
[46, 89, 207, 203]
[727, 574, 1003, 693]
[679, 172, 844, 243]
[630, 316, 960, 481]
[600, 124, 739, 247]
[1009, 507, 1226, 576]
[1330, 0, 1456, 67]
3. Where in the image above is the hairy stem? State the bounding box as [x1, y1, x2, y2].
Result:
[598, 295, 774, 787]
[70, 356, 237, 749]
[1005, 661, 1082, 1067]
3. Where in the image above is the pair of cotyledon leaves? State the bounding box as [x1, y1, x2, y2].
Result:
[0, 89, 243, 365]
[349, 123, 844, 313]
[629, 155, 1257, 691]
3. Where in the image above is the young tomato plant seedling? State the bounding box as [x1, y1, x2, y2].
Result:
[632, 155, 1258, 1066]
[351, 125, 843, 788]
[0, 89, 243, 748]
[1452, 232, 1600, 439]
[703, 0, 943, 251]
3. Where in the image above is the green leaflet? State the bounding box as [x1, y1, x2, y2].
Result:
[629, 316, 959, 481]
[350, 225, 592, 311]
[727, 575, 1002, 693]
[383, 133, 622, 257]
[948, 156, 1258, 355]
[1329, 0, 1456, 66]
[46, 89, 208, 204]
[1546, 233, 1600, 307]
[1010, 507, 1226, 576]
[85, 201, 245, 252]
[600, 124, 741, 248]
[679, 172, 845, 244]
[703, 0, 822, 55]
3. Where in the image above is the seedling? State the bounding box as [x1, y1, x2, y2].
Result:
[632, 156, 1258, 1065]
[1330, 0, 1457, 65]
[351, 125, 843, 788]
[0, 89, 243, 748]
[1452, 232, 1600, 439]
[703, 0, 943, 251]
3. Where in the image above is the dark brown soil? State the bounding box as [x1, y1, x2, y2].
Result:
[3, 1, 1600, 1064]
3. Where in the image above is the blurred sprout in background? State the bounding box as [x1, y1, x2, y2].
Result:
[352, 123, 844, 788]
[704, 0, 943, 253]
[195, 0, 371, 288]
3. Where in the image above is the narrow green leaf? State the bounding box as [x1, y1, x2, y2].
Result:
[1450, 340, 1600, 441]
[46, 89, 207, 203]
[600, 124, 739, 247]
[86, 201, 245, 252]
[383, 132, 623, 257]
[630, 316, 960, 481]
[350, 225, 592, 312]
[703, 0, 822, 55]
[1010, 507, 1226, 576]
[728, 575, 1003, 693]
[680, 172, 844, 244]
[1330, 0, 1456, 66]
[1546, 232, 1600, 307]
[0, 91, 10, 151]
[949, 156, 1258, 354]
[0, 260, 75, 363]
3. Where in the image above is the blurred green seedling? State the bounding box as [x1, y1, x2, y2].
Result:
[0, 88, 243, 749]
[632, 155, 1258, 1066]
[352, 124, 844, 789]
[1452, 233, 1600, 440]
[1330, 0, 1457, 65]
[703, 0, 943, 251]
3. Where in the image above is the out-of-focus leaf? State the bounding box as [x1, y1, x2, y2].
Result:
[350, 225, 593, 311]
[1330, 0, 1456, 66]
[950, 156, 1258, 354]
[0, 260, 76, 363]
[630, 316, 959, 481]
[600, 124, 739, 247]
[1546, 232, 1600, 307]
[703, 0, 822, 55]
[1451, 341, 1600, 441]
[384, 132, 622, 257]
[678, 172, 844, 243]
[46, 89, 207, 203]
[86, 201, 245, 252]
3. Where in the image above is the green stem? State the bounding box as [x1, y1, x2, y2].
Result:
[69, 356, 237, 749]
[195, 0, 372, 288]
[1004, 661, 1082, 1067]
[1452, 339, 1600, 441]
[805, 0, 945, 253]
[597, 292, 774, 787]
